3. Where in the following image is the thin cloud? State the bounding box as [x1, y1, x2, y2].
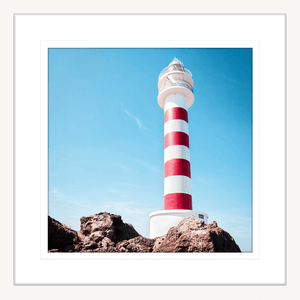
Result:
[124, 109, 151, 132]
[50, 189, 98, 209]
[136, 159, 160, 172]
[64, 198, 99, 210]
[50, 188, 65, 198]
[126, 183, 145, 189]
[117, 164, 134, 174]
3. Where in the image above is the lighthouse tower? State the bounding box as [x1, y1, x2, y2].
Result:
[149, 58, 208, 238]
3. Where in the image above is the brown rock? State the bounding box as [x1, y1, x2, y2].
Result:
[89, 231, 105, 243]
[153, 217, 241, 252]
[79, 212, 140, 244]
[48, 213, 241, 253]
[101, 236, 115, 248]
[116, 236, 155, 252]
[48, 216, 80, 252]
[152, 235, 166, 252]
[84, 240, 98, 250]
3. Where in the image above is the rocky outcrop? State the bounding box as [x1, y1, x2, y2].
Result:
[152, 218, 241, 252]
[48, 216, 81, 252]
[77, 212, 140, 252]
[48, 213, 241, 253]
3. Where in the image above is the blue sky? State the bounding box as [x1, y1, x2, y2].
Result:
[48, 48, 252, 252]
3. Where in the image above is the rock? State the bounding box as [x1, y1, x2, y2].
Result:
[79, 212, 140, 244]
[152, 235, 166, 252]
[84, 240, 98, 250]
[48, 213, 241, 253]
[153, 217, 241, 252]
[89, 231, 105, 243]
[48, 216, 80, 252]
[116, 236, 155, 252]
[63, 244, 76, 252]
[101, 236, 115, 248]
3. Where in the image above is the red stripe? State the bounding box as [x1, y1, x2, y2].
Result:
[164, 159, 191, 178]
[164, 107, 188, 123]
[164, 193, 192, 210]
[164, 131, 189, 149]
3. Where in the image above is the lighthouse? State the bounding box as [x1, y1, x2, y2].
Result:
[149, 58, 208, 238]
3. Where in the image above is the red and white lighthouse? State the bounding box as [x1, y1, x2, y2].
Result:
[150, 58, 208, 238]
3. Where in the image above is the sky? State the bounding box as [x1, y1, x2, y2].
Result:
[48, 48, 252, 252]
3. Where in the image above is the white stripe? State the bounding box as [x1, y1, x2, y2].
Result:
[164, 119, 189, 136]
[164, 145, 190, 163]
[164, 176, 192, 195]
[164, 94, 188, 111]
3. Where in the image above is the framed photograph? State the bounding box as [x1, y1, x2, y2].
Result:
[14, 14, 285, 285]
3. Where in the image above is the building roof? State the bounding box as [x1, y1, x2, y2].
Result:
[168, 57, 184, 67]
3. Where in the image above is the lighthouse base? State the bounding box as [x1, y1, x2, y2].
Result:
[149, 209, 209, 239]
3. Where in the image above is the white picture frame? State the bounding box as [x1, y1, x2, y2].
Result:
[14, 14, 285, 285]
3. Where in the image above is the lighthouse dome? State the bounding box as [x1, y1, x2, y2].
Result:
[167, 58, 185, 72]
[169, 57, 183, 65]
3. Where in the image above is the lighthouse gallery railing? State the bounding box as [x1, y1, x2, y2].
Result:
[158, 67, 192, 81]
[159, 79, 193, 94]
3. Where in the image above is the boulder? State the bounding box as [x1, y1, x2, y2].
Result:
[153, 218, 241, 252]
[48, 216, 80, 252]
[79, 212, 140, 245]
